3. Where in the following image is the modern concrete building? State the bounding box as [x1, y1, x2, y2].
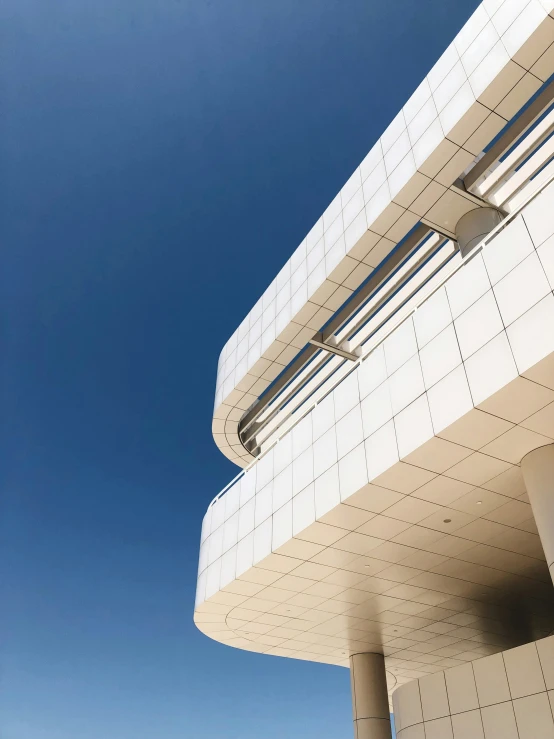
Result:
[195, 1, 554, 736]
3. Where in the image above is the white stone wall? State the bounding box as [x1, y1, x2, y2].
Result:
[212, 0, 554, 466]
[393, 634, 554, 739]
[198, 180, 554, 609]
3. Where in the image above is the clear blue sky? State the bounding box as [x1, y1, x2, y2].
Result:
[2, 1, 480, 737]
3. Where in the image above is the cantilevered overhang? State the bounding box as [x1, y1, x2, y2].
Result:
[212, 0, 554, 467]
[197, 179, 554, 701]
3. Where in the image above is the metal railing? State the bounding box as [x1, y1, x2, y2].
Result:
[204, 80, 554, 523]
[238, 225, 458, 456]
[247, 233, 458, 456]
[236, 78, 554, 459]
[466, 79, 554, 213]
[203, 167, 554, 523]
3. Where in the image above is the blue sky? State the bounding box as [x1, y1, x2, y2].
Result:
[2, 1, 480, 737]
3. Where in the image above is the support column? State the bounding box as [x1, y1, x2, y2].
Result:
[350, 653, 392, 739]
[455, 206, 502, 257]
[521, 444, 554, 584]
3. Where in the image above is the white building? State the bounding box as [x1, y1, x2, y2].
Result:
[195, 2, 554, 736]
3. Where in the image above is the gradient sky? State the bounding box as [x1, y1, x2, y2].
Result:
[2, 1, 480, 737]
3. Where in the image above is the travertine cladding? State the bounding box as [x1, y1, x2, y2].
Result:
[393, 634, 554, 739]
[194, 182, 554, 680]
[213, 0, 554, 466]
[200, 181, 554, 607]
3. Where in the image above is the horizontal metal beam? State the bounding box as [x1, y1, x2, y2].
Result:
[238, 223, 433, 448]
[239, 342, 320, 437]
[464, 79, 554, 191]
[320, 223, 432, 342]
[308, 335, 359, 361]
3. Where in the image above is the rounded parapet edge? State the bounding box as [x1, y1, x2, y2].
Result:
[210, 4, 554, 466]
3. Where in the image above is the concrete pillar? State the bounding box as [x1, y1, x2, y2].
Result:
[521, 445, 554, 585]
[455, 206, 502, 257]
[350, 653, 392, 739]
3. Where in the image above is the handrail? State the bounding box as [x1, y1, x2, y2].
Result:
[475, 108, 554, 199]
[490, 134, 554, 209]
[241, 230, 448, 454]
[205, 169, 554, 515]
[248, 239, 457, 456]
[464, 79, 554, 190]
[237, 224, 433, 440]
